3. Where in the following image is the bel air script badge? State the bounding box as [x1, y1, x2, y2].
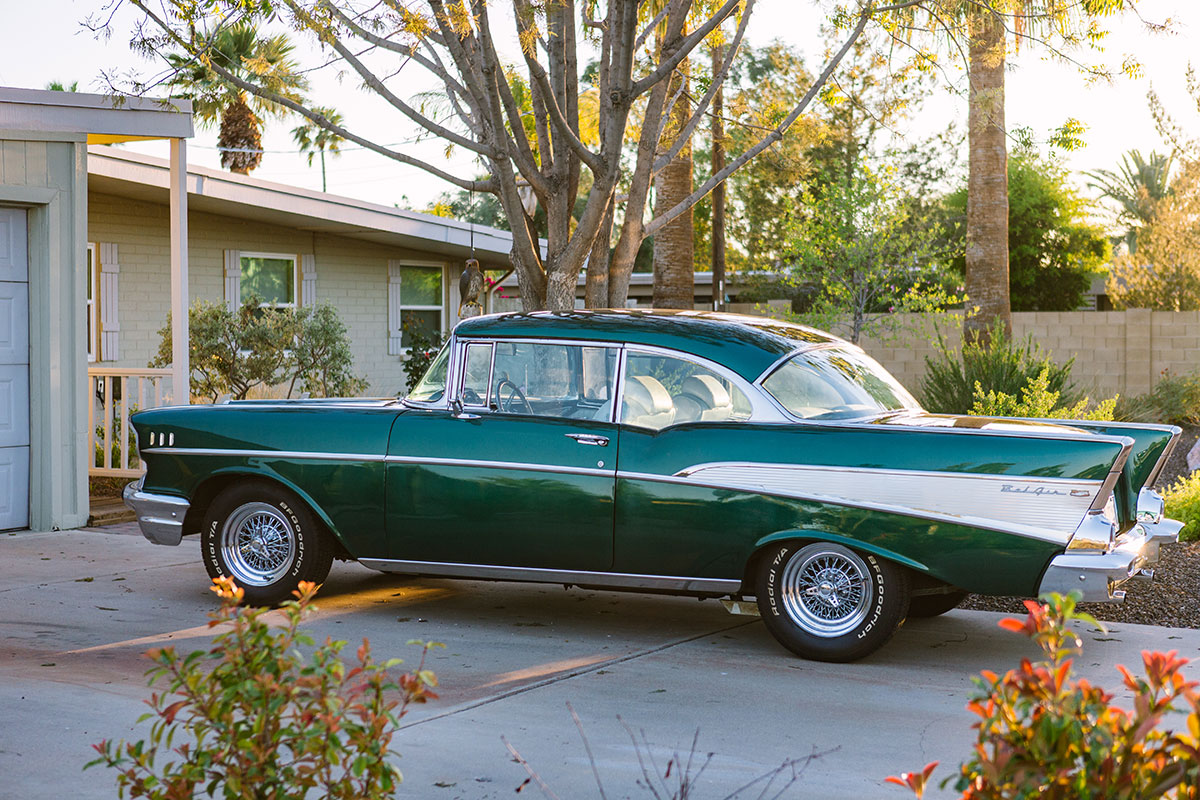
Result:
[1000, 484, 1069, 497]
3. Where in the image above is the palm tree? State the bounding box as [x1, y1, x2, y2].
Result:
[1086, 149, 1174, 252]
[167, 22, 309, 174]
[292, 107, 346, 192]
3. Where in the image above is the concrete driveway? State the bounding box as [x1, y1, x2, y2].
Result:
[3, 525, 1199, 799]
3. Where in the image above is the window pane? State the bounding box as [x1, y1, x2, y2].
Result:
[490, 342, 614, 420]
[86, 247, 93, 301]
[400, 266, 442, 306]
[622, 353, 752, 429]
[241, 256, 295, 305]
[408, 342, 450, 402]
[762, 347, 917, 420]
[401, 309, 442, 348]
[461, 343, 492, 406]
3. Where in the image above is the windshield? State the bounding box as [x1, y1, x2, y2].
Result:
[406, 342, 451, 403]
[762, 347, 919, 420]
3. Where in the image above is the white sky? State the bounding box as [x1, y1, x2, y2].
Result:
[1, 0, 1196, 215]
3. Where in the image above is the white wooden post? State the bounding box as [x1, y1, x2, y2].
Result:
[169, 137, 189, 404]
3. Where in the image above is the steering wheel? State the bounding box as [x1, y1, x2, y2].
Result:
[496, 379, 532, 414]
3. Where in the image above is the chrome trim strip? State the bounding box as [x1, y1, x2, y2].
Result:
[673, 461, 1103, 487]
[123, 482, 189, 547]
[141, 447, 388, 461]
[616, 469, 1072, 545]
[385, 455, 613, 478]
[357, 558, 741, 594]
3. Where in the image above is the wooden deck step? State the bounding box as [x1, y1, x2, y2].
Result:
[88, 496, 135, 527]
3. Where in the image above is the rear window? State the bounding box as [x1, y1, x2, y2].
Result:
[762, 347, 918, 420]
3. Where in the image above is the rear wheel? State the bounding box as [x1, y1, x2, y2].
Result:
[756, 541, 909, 662]
[201, 481, 334, 606]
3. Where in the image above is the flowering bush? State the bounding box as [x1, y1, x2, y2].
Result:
[888, 592, 1200, 798]
[87, 578, 440, 799]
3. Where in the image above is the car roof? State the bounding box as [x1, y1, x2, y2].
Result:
[454, 309, 845, 380]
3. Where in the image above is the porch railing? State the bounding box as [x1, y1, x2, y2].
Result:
[88, 367, 175, 478]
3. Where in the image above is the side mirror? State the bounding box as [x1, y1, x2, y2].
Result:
[450, 398, 479, 420]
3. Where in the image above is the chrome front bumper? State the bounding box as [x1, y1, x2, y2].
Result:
[123, 479, 190, 546]
[1038, 489, 1182, 602]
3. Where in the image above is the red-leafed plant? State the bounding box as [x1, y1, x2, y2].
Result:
[888, 592, 1200, 799]
[86, 577, 441, 800]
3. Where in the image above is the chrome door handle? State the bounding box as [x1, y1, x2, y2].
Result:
[566, 433, 609, 447]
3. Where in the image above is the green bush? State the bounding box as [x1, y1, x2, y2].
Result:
[888, 592, 1200, 798]
[1164, 471, 1200, 542]
[151, 297, 368, 402]
[1116, 370, 1200, 425]
[94, 409, 141, 469]
[87, 578, 441, 799]
[970, 367, 1117, 421]
[920, 320, 1077, 414]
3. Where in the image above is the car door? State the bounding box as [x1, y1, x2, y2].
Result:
[385, 338, 620, 570]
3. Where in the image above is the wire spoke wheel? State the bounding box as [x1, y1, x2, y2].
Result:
[779, 546, 873, 638]
[220, 502, 297, 587]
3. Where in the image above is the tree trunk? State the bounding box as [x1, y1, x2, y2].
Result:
[964, 12, 1010, 343]
[653, 64, 695, 309]
[710, 42, 727, 312]
[586, 196, 614, 307]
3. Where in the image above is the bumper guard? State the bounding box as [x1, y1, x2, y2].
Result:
[123, 479, 190, 546]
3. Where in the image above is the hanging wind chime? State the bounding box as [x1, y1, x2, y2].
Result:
[458, 189, 484, 319]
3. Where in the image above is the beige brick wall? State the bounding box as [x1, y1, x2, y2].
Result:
[88, 193, 457, 396]
[851, 310, 1200, 403]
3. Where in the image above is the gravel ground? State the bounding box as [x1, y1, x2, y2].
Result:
[961, 424, 1200, 627]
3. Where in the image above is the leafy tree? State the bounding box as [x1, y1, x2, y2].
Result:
[165, 22, 309, 174]
[1108, 158, 1200, 311]
[783, 163, 953, 344]
[46, 80, 80, 91]
[942, 152, 1110, 312]
[882, 1, 1145, 343]
[291, 105, 346, 191]
[1086, 149, 1174, 252]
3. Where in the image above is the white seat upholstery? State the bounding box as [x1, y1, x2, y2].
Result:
[673, 374, 733, 422]
[622, 375, 675, 429]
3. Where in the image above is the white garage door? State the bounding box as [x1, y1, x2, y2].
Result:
[0, 208, 29, 531]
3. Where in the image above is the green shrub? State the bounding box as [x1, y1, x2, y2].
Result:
[888, 592, 1200, 798]
[1164, 471, 1200, 542]
[94, 409, 141, 469]
[920, 321, 1077, 414]
[151, 297, 367, 402]
[401, 317, 445, 395]
[1116, 370, 1200, 425]
[87, 578, 441, 799]
[970, 367, 1117, 421]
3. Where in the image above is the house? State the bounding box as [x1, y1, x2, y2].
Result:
[0, 86, 518, 533]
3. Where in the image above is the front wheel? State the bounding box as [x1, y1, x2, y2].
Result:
[201, 481, 334, 606]
[755, 541, 909, 662]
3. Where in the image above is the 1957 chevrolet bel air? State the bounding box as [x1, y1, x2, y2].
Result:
[124, 310, 1182, 662]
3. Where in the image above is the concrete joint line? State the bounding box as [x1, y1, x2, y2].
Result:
[398, 618, 760, 731]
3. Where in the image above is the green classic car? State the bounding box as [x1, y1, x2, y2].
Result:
[124, 310, 1183, 662]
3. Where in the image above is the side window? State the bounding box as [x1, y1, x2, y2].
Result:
[489, 341, 616, 420]
[461, 343, 493, 407]
[621, 352, 752, 430]
[407, 342, 450, 403]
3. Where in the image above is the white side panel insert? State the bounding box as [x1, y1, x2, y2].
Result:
[675, 463, 1099, 540]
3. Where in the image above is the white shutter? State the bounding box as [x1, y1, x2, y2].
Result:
[224, 250, 241, 311]
[98, 242, 120, 361]
[301, 253, 317, 307]
[387, 260, 403, 355]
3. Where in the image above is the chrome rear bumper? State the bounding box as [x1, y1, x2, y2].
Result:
[123, 479, 190, 546]
[1038, 489, 1181, 602]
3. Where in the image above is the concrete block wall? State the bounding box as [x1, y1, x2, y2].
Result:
[88, 193, 454, 396]
[856, 310, 1200, 404]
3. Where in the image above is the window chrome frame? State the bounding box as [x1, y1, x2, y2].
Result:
[458, 341, 495, 409]
[617, 343, 788, 430]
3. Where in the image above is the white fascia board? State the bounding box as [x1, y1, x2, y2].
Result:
[88, 145, 521, 259]
[0, 87, 193, 139]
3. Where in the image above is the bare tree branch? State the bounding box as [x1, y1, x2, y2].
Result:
[630, 0, 742, 97]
